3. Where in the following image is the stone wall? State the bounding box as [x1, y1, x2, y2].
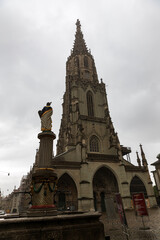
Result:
[0, 212, 105, 240]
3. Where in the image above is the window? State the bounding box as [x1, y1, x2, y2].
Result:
[74, 57, 79, 67]
[87, 91, 94, 116]
[84, 56, 89, 68]
[90, 135, 99, 152]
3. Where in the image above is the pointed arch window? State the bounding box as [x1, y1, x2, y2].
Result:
[74, 57, 79, 67]
[87, 91, 94, 117]
[84, 56, 89, 68]
[90, 135, 99, 152]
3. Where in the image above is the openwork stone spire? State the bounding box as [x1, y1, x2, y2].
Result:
[72, 19, 89, 56]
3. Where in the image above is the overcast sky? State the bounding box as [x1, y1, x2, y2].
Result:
[0, 0, 160, 196]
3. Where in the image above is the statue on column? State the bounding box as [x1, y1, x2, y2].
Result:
[38, 102, 53, 132]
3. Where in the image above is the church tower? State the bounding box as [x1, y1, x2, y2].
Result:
[53, 20, 156, 212]
[57, 19, 120, 158]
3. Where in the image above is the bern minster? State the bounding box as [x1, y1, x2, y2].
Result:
[51, 20, 156, 211]
[1, 20, 160, 240]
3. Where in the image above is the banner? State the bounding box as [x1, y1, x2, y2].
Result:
[132, 193, 148, 216]
[115, 193, 128, 226]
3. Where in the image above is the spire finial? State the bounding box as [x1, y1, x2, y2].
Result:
[76, 19, 81, 31]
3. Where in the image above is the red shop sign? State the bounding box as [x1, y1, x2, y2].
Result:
[132, 193, 148, 216]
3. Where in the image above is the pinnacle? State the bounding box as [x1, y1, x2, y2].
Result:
[140, 144, 148, 166]
[71, 19, 89, 56]
[76, 19, 81, 31]
[136, 151, 141, 167]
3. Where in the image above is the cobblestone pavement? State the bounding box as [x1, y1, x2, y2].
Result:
[100, 207, 160, 240]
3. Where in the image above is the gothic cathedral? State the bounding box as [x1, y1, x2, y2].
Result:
[52, 20, 156, 211]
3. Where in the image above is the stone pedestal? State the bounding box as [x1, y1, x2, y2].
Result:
[38, 131, 56, 168]
[0, 212, 105, 240]
[28, 131, 57, 216]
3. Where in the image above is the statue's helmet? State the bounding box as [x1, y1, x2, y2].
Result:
[46, 102, 52, 106]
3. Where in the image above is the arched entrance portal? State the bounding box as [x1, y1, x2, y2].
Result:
[130, 176, 147, 198]
[93, 167, 119, 212]
[55, 173, 78, 211]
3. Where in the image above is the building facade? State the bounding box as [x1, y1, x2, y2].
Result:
[2, 20, 156, 214]
[152, 154, 160, 204]
[52, 20, 156, 211]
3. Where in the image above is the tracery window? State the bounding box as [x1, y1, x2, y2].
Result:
[90, 135, 99, 152]
[87, 91, 94, 117]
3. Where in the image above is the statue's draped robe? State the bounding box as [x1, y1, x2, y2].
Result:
[41, 108, 53, 131]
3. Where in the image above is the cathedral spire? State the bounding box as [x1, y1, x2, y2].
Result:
[140, 144, 148, 167]
[72, 19, 89, 56]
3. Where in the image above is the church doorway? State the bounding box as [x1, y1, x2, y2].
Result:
[58, 192, 66, 210]
[130, 176, 147, 198]
[55, 173, 78, 211]
[93, 167, 119, 212]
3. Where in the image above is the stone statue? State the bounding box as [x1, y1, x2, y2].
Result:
[38, 102, 53, 131]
